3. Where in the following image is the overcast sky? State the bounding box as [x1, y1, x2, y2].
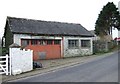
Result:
[0, 0, 119, 39]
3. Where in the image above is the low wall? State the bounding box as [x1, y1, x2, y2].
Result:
[64, 48, 91, 57]
[9, 48, 33, 75]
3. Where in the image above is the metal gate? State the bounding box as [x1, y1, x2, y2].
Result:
[0, 55, 11, 75]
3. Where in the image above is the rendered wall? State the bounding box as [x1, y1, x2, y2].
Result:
[13, 34, 62, 46]
[118, 31, 120, 37]
[9, 48, 33, 75]
[63, 36, 93, 57]
[13, 34, 93, 58]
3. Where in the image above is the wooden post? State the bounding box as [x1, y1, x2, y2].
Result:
[6, 54, 8, 75]
[90, 39, 93, 54]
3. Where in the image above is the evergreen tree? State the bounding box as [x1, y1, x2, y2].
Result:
[95, 2, 120, 37]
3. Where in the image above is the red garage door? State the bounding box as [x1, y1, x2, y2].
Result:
[21, 39, 61, 60]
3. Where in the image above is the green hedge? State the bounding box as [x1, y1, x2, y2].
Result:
[0, 47, 8, 56]
[0, 47, 2, 55]
[93, 40, 117, 54]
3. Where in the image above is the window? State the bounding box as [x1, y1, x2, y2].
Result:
[68, 40, 79, 48]
[81, 40, 90, 48]
[38, 40, 46, 45]
[54, 40, 61, 45]
[31, 40, 38, 45]
[47, 40, 53, 45]
[21, 40, 29, 46]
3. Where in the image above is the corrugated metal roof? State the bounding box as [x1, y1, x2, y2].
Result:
[7, 16, 94, 37]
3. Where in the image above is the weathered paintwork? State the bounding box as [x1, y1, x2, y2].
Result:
[63, 36, 93, 57]
[13, 34, 93, 60]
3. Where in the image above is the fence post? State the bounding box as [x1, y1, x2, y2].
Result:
[6, 54, 8, 75]
[9, 48, 12, 75]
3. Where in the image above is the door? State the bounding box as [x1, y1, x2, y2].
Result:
[22, 39, 61, 60]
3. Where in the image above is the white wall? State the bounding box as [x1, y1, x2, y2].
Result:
[118, 30, 120, 38]
[9, 48, 33, 75]
[63, 36, 93, 57]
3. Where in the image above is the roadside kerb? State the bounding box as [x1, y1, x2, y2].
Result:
[2, 51, 116, 82]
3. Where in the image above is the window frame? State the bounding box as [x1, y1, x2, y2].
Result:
[68, 39, 79, 49]
[81, 40, 90, 48]
[21, 39, 29, 46]
[54, 40, 61, 45]
[38, 40, 46, 45]
[31, 39, 38, 45]
[47, 40, 53, 45]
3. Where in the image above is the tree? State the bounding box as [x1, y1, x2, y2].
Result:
[95, 2, 120, 37]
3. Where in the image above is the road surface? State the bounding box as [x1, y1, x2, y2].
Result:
[10, 52, 118, 82]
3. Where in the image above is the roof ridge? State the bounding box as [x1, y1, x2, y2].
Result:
[6, 16, 94, 37]
[7, 16, 81, 26]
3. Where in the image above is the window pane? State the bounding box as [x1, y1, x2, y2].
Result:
[81, 40, 90, 47]
[75, 40, 78, 47]
[31, 40, 37, 45]
[47, 40, 53, 45]
[38, 40, 46, 45]
[68, 40, 79, 48]
[21, 40, 29, 46]
[54, 40, 61, 45]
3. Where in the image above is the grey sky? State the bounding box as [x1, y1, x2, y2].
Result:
[0, 0, 119, 39]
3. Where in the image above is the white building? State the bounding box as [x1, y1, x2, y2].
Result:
[4, 16, 94, 60]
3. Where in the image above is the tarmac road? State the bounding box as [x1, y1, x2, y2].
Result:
[10, 51, 118, 82]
